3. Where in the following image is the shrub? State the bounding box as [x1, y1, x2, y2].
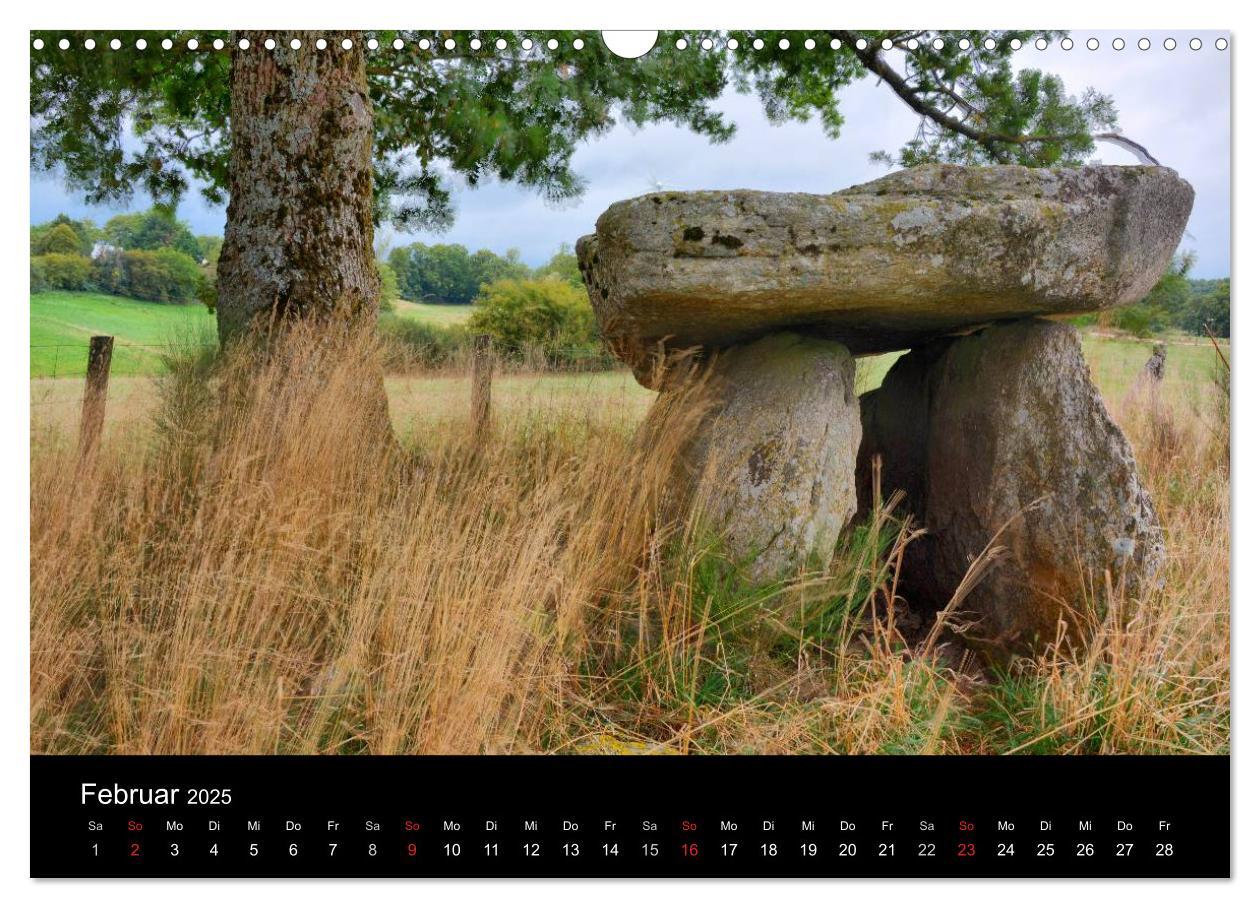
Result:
[468, 277, 598, 352]
[377, 260, 400, 313]
[1180, 279, 1230, 338]
[91, 250, 126, 296]
[533, 244, 583, 287]
[35, 223, 86, 256]
[31, 215, 96, 256]
[197, 235, 223, 265]
[1111, 304, 1163, 338]
[103, 208, 202, 260]
[30, 257, 48, 293]
[31, 253, 93, 291]
[196, 269, 218, 314]
[118, 249, 202, 303]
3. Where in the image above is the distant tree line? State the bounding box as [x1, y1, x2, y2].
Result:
[386, 243, 527, 306]
[30, 208, 221, 304]
[1101, 252, 1230, 339]
[385, 242, 582, 307]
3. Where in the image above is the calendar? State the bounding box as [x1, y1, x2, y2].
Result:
[32, 756, 1229, 877]
[27, 25, 1233, 887]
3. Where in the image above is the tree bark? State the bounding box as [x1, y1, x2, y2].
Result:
[217, 31, 379, 344]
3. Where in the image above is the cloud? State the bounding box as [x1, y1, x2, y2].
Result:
[30, 31, 1230, 277]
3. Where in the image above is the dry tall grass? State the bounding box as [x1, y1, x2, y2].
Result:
[29, 327, 1229, 755]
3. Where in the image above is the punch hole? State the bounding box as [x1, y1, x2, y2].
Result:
[601, 31, 658, 59]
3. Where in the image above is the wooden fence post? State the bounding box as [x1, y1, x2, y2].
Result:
[78, 335, 114, 459]
[471, 333, 493, 439]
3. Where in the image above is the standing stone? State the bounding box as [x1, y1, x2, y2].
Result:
[858, 319, 1164, 656]
[681, 332, 862, 583]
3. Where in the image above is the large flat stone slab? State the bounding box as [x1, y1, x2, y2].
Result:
[577, 164, 1193, 384]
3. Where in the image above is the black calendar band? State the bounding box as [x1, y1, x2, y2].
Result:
[31, 754, 1230, 879]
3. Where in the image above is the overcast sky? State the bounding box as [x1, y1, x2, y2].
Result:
[30, 30, 1231, 277]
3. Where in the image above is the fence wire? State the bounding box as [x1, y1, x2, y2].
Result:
[31, 341, 220, 382]
[30, 339, 650, 434]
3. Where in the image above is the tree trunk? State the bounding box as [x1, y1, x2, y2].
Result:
[217, 30, 379, 343]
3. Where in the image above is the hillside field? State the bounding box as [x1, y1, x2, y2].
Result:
[30, 291, 474, 377]
[31, 292, 216, 377]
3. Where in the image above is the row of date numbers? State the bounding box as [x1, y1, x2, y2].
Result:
[97, 839, 1178, 860]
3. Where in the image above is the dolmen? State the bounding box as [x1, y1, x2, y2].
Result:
[577, 164, 1194, 657]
